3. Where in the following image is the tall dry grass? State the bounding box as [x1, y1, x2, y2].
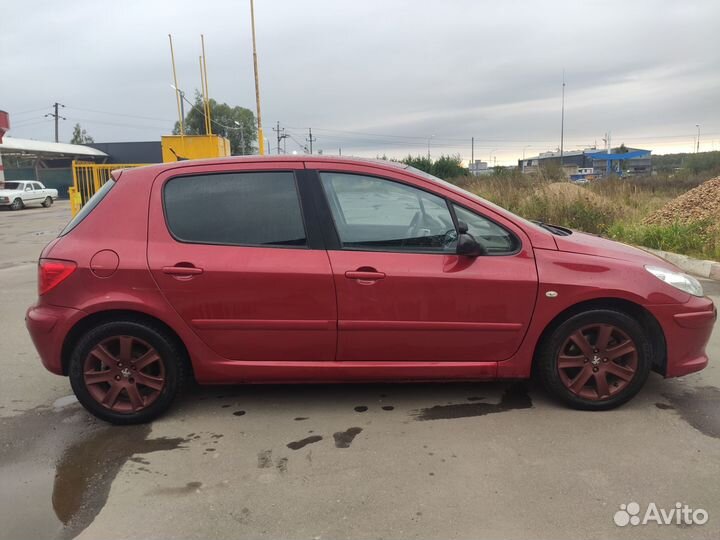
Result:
[450, 170, 719, 260]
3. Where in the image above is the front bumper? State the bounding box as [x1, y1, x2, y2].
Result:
[26, 303, 86, 375]
[648, 295, 717, 377]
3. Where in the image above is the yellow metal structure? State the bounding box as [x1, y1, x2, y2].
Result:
[69, 136, 231, 216]
[69, 161, 147, 216]
[161, 134, 230, 163]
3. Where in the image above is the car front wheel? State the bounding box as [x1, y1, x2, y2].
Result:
[42, 196, 53, 207]
[69, 320, 186, 424]
[537, 309, 651, 410]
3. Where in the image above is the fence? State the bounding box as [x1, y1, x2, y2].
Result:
[70, 161, 147, 216]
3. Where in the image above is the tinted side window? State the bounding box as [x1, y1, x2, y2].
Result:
[320, 172, 455, 252]
[164, 172, 307, 247]
[33, 183, 43, 190]
[453, 205, 519, 254]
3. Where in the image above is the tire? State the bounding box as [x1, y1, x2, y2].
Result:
[537, 309, 651, 410]
[42, 197, 53, 208]
[69, 320, 187, 424]
[10, 198, 23, 211]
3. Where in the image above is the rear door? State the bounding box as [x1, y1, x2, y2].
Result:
[147, 162, 337, 362]
[313, 164, 538, 363]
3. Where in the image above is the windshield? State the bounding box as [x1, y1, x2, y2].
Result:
[1, 182, 22, 190]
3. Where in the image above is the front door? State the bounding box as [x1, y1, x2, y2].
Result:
[147, 163, 336, 362]
[316, 169, 538, 362]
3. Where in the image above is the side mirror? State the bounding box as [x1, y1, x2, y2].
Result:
[455, 221, 486, 257]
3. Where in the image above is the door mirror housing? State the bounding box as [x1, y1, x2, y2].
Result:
[456, 233, 486, 257]
[455, 221, 486, 257]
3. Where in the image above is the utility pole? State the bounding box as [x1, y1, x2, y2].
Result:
[471, 137, 474, 167]
[45, 102, 66, 143]
[273, 121, 288, 154]
[306, 128, 316, 154]
[427, 135, 434, 161]
[559, 70, 565, 167]
[250, 0, 264, 155]
[696, 124, 701, 153]
[339, 147, 342, 156]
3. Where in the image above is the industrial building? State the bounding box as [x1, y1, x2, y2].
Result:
[519, 147, 652, 178]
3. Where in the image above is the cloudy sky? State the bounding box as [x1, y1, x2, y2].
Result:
[2, 0, 719, 164]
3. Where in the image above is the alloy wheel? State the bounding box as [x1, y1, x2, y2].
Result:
[83, 335, 166, 413]
[557, 323, 638, 401]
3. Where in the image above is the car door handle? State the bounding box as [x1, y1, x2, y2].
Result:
[162, 265, 204, 276]
[345, 269, 386, 281]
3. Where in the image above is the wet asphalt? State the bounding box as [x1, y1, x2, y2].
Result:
[1, 201, 719, 540]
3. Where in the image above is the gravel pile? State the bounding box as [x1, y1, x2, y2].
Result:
[644, 176, 720, 226]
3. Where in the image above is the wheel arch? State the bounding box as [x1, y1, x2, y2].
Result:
[61, 309, 194, 378]
[531, 297, 667, 376]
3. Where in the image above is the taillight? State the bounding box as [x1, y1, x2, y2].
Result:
[38, 259, 77, 295]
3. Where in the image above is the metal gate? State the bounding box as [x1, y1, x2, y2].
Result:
[70, 161, 147, 216]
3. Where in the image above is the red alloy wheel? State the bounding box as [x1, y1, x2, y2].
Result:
[557, 323, 638, 401]
[83, 335, 166, 413]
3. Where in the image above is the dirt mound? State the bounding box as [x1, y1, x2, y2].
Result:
[644, 176, 720, 226]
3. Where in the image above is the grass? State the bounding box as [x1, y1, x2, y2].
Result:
[451, 170, 720, 261]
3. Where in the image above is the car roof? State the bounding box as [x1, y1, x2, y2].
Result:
[118, 155, 413, 178]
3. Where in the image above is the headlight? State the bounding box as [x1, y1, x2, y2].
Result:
[645, 265, 704, 297]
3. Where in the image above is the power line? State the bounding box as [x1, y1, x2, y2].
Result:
[64, 106, 173, 123]
[12, 107, 48, 117]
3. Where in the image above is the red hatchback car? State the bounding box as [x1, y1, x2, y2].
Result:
[26, 157, 716, 424]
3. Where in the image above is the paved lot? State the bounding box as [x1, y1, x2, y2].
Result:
[1, 200, 719, 540]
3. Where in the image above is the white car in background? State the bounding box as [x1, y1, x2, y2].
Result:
[0, 181, 58, 210]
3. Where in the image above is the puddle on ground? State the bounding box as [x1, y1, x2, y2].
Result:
[0, 405, 189, 540]
[333, 427, 363, 448]
[52, 426, 189, 538]
[286, 435, 323, 450]
[411, 383, 532, 421]
[661, 385, 720, 438]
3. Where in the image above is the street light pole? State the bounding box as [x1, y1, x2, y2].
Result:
[560, 70, 566, 167]
[427, 135, 434, 161]
[696, 124, 701, 153]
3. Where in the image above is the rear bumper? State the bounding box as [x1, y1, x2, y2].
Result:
[648, 296, 717, 378]
[25, 303, 86, 375]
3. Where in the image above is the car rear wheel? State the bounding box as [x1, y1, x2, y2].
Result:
[42, 196, 53, 207]
[69, 320, 186, 424]
[537, 309, 651, 410]
[10, 198, 23, 211]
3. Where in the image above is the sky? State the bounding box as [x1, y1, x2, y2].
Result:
[1, 0, 719, 165]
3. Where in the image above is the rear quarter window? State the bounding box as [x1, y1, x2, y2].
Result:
[60, 180, 115, 236]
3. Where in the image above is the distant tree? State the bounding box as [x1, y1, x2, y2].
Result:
[402, 155, 433, 174]
[401, 154, 467, 179]
[615, 143, 629, 153]
[431, 154, 467, 179]
[70, 123, 94, 144]
[173, 91, 256, 155]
